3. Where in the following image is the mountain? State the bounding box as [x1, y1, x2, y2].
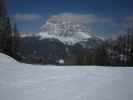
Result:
[18, 18, 105, 64]
[35, 18, 94, 45]
[20, 15, 105, 45]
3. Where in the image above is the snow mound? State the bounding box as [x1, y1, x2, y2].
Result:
[0, 53, 18, 65]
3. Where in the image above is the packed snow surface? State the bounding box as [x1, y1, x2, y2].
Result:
[0, 53, 133, 100]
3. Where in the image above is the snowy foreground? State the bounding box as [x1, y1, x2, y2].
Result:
[0, 53, 133, 100]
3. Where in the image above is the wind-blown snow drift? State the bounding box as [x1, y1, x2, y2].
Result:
[0, 53, 133, 100]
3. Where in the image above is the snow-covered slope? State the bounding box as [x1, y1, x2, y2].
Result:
[0, 53, 133, 100]
[0, 53, 18, 65]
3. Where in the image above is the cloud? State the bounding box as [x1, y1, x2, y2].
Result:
[109, 15, 133, 37]
[13, 13, 41, 21]
[121, 15, 133, 29]
[42, 13, 115, 37]
[48, 13, 112, 25]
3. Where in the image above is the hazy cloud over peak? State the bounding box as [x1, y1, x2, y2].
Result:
[48, 13, 112, 25]
[121, 15, 133, 29]
[13, 13, 41, 21]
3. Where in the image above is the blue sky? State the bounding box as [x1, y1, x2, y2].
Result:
[8, 0, 133, 37]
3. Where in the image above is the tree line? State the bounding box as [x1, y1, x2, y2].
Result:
[0, 0, 19, 59]
[78, 29, 133, 66]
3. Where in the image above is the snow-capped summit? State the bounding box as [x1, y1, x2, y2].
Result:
[36, 17, 93, 45]
[20, 13, 105, 45]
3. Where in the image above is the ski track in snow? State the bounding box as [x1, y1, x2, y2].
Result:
[0, 53, 133, 100]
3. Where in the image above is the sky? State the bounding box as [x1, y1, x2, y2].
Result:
[7, 0, 133, 37]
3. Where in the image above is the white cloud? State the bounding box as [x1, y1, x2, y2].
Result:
[121, 15, 133, 29]
[13, 13, 41, 21]
[48, 13, 112, 25]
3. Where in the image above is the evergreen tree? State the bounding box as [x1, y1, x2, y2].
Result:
[0, 0, 12, 55]
[126, 28, 133, 66]
[0, 0, 7, 16]
[95, 45, 109, 66]
[11, 23, 20, 58]
[0, 0, 19, 57]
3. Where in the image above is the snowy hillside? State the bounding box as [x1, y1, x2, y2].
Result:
[0, 53, 133, 100]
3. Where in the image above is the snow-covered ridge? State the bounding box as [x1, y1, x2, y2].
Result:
[20, 32, 36, 38]
[36, 32, 91, 45]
